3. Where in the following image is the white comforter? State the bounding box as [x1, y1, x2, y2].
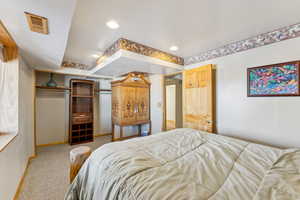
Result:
[65, 128, 300, 200]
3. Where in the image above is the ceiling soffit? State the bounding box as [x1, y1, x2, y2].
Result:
[62, 61, 89, 70]
[74, 21, 300, 73]
[95, 38, 184, 68]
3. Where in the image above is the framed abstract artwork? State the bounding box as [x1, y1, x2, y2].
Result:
[247, 61, 300, 97]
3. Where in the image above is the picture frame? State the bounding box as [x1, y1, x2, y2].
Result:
[247, 61, 300, 97]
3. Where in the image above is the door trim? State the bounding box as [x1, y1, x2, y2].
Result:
[182, 64, 216, 133]
[162, 72, 182, 131]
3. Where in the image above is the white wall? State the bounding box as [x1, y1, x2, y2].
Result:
[149, 74, 163, 134]
[186, 37, 300, 148]
[95, 79, 112, 135]
[36, 72, 67, 145]
[166, 85, 176, 121]
[0, 57, 35, 200]
[98, 94, 112, 133]
[19, 58, 35, 155]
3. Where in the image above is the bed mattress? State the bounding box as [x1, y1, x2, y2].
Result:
[65, 128, 300, 200]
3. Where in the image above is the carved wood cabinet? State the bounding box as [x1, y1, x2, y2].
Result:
[111, 73, 151, 141]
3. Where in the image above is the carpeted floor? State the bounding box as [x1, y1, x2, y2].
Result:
[18, 136, 111, 200]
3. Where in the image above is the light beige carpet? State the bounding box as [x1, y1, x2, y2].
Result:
[18, 136, 111, 200]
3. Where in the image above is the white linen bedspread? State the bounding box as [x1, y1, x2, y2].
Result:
[65, 128, 300, 200]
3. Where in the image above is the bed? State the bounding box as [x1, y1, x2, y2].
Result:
[65, 128, 300, 200]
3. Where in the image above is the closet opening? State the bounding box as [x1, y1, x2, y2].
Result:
[163, 72, 183, 131]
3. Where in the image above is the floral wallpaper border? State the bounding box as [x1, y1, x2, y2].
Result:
[96, 39, 121, 65]
[96, 38, 184, 66]
[62, 61, 89, 70]
[64, 23, 300, 70]
[185, 23, 300, 65]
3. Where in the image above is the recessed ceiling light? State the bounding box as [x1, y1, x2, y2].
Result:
[106, 20, 119, 29]
[169, 46, 178, 51]
[91, 54, 100, 58]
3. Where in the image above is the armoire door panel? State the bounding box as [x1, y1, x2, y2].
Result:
[135, 87, 149, 122]
[111, 87, 120, 123]
[183, 64, 214, 133]
[121, 87, 136, 124]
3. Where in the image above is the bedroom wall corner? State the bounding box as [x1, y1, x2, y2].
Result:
[0, 56, 35, 200]
[149, 74, 163, 134]
[185, 37, 300, 148]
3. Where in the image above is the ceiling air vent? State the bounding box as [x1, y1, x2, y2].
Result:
[25, 12, 48, 34]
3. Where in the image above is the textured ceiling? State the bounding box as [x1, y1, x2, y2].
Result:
[2, 0, 300, 72]
[64, 0, 300, 69]
[0, 0, 76, 69]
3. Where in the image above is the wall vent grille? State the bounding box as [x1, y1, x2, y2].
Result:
[25, 12, 48, 34]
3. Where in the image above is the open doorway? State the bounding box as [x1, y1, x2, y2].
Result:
[163, 72, 183, 131]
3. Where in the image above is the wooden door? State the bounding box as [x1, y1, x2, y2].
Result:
[135, 87, 149, 123]
[183, 64, 214, 132]
[121, 86, 136, 125]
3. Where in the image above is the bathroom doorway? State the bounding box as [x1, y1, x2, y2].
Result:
[163, 72, 183, 131]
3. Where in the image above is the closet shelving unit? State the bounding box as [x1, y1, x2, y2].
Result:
[36, 80, 112, 145]
[69, 79, 95, 145]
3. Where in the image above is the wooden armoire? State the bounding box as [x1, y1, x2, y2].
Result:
[111, 73, 151, 141]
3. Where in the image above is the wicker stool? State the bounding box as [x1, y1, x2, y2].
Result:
[70, 146, 91, 183]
